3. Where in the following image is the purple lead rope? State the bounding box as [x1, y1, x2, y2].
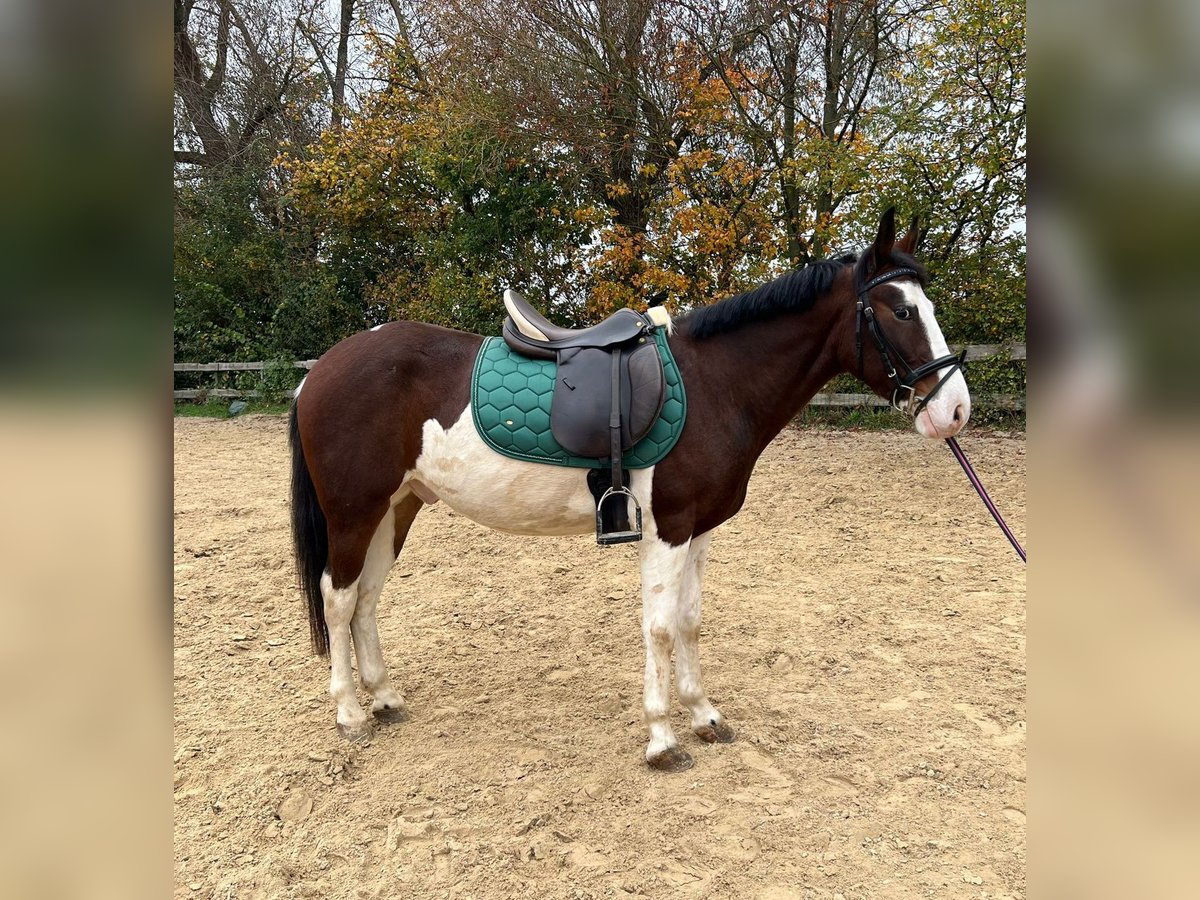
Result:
[945, 437, 1026, 564]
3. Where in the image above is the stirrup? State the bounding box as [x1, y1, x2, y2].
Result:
[595, 486, 643, 545]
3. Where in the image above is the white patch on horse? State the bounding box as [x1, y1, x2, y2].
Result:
[351, 508, 405, 714]
[320, 570, 370, 736]
[407, 481, 439, 505]
[639, 526, 691, 760]
[293, 375, 307, 398]
[896, 281, 971, 438]
[674, 531, 723, 731]
[406, 405, 653, 537]
[371, 323, 386, 332]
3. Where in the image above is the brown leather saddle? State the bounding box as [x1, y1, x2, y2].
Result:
[501, 289, 671, 544]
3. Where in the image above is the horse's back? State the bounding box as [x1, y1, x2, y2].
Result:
[301, 321, 481, 426]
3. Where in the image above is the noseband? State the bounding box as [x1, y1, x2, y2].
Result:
[854, 267, 966, 418]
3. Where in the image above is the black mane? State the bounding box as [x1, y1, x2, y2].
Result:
[679, 250, 927, 339]
[678, 255, 854, 339]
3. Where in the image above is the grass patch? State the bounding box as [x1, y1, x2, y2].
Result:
[796, 406, 902, 430]
[175, 399, 291, 418]
[795, 404, 1025, 432]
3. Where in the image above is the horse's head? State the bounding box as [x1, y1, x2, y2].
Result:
[845, 208, 971, 439]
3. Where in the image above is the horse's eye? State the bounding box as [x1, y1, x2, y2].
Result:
[894, 306, 913, 321]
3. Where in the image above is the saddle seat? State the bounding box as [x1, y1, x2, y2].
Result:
[500, 289, 673, 544]
[502, 289, 670, 357]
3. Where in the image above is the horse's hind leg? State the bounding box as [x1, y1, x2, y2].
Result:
[322, 504, 390, 742]
[352, 493, 423, 723]
[674, 532, 735, 744]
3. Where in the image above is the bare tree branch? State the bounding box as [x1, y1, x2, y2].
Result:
[332, 0, 356, 129]
[205, 0, 232, 97]
[174, 0, 232, 164]
[298, 17, 336, 93]
[173, 149, 212, 166]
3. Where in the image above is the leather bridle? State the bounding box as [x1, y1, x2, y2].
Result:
[854, 265, 1026, 564]
[855, 267, 967, 418]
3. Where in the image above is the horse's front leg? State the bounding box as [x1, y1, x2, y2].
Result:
[640, 535, 694, 772]
[674, 532, 735, 744]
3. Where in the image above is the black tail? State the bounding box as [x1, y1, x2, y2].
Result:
[290, 402, 329, 656]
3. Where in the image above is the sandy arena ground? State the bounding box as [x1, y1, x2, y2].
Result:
[174, 415, 1025, 899]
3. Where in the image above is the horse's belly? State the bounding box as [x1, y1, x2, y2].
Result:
[408, 407, 596, 536]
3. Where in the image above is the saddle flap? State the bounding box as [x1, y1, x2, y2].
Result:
[550, 347, 614, 457]
[550, 342, 666, 459]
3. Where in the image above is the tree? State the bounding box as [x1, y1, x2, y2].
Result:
[279, 27, 595, 334]
[174, 0, 398, 358]
[881, 0, 1026, 343]
[174, 0, 1025, 372]
[173, 0, 327, 171]
[681, 1, 935, 265]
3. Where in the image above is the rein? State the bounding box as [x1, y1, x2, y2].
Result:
[856, 267, 1026, 564]
[946, 436, 1027, 563]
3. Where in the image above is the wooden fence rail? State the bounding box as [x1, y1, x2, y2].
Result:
[173, 343, 1025, 404]
[172, 360, 320, 373]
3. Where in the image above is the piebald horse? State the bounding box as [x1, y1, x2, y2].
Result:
[290, 209, 970, 771]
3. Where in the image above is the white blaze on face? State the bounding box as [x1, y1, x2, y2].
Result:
[895, 282, 971, 438]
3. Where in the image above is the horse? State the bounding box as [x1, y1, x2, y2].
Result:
[289, 207, 970, 772]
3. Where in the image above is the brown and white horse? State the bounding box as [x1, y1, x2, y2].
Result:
[290, 208, 970, 771]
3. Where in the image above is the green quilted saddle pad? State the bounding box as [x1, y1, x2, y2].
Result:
[471, 328, 686, 469]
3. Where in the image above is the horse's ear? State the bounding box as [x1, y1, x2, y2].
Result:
[897, 215, 920, 255]
[869, 206, 897, 273]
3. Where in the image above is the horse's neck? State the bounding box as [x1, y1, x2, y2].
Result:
[674, 309, 845, 455]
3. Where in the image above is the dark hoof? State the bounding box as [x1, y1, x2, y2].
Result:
[695, 721, 736, 744]
[372, 705, 409, 724]
[337, 720, 374, 743]
[647, 747, 694, 773]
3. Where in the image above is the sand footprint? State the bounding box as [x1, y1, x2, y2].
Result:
[678, 796, 719, 817]
[953, 702, 1002, 737]
[822, 774, 859, 795]
[994, 721, 1026, 747]
[739, 749, 776, 771]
